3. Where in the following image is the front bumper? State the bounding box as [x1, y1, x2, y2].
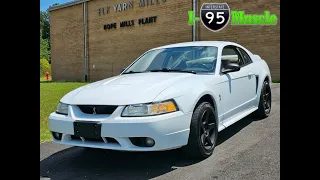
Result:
[49, 105, 192, 151]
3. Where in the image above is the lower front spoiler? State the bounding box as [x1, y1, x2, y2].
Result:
[49, 111, 193, 151]
[52, 129, 189, 152]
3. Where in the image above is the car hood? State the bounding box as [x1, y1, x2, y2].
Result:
[61, 72, 194, 105]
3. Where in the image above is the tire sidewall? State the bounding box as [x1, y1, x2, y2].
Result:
[260, 81, 271, 116]
[195, 102, 218, 157]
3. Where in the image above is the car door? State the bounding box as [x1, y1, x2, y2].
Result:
[218, 45, 256, 122]
[237, 47, 257, 107]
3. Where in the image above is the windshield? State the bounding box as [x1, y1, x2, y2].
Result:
[123, 46, 218, 74]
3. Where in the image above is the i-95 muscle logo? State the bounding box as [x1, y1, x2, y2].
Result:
[188, 2, 278, 32]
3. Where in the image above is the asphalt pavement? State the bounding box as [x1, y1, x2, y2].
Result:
[40, 84, 280, 180]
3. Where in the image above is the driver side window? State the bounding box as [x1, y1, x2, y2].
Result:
[221, 46, 243, 69]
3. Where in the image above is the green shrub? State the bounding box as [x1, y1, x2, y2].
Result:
[40, 59, 51, 77]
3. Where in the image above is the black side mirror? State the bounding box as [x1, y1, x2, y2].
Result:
[221, 63, 240, 74]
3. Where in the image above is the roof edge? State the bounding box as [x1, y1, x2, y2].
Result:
[48, 0, 89, 12]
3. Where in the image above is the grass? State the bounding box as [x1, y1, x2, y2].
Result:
[40, 76, 51, 82]
[272, 80, 280, 83]
[40, 80, 88, 142]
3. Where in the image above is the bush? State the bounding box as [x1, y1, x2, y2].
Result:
[40, 59, 51, 77]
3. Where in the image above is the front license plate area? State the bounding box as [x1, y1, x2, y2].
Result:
[73, 121, 102, 139]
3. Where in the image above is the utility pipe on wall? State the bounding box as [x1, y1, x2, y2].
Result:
[83, 1, 88, 82]
[192, 0, 197, 41]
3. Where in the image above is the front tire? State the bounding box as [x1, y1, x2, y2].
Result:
[182, 102, 218, 159]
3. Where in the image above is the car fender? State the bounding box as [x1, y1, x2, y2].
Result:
[252, 58, 272, 105]
[191, 90, 220, 124]
[153, 79, 221, 125]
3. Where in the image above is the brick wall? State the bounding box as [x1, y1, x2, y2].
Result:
[50, 4, 85, 81]
[197, 0, 280, 80]
[49, 0, 280, 81]
[86, 0, 192, 81]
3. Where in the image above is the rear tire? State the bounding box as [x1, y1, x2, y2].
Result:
[254, 80, 272, 118]
[182, 102, 218, 159]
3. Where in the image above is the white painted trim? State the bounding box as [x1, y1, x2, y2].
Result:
[48, 0, 89, 12]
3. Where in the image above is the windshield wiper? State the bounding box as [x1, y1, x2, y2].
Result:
[149, 68, 197, 74]
[122, 71, 143, 74]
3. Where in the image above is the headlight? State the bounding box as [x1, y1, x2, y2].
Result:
[121, 99, 178, 117]
[56, 102, 69, 115]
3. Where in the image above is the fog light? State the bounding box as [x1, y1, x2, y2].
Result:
[145, 138, 155, 147]
[52, 131, 62, 140]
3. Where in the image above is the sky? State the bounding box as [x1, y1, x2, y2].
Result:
[40, 0, 70, 11]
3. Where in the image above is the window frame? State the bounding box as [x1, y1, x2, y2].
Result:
[236, 47, 253, 66]
[220, 45, 245, 74]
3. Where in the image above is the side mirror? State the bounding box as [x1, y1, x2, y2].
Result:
[120, 68, 125, 73]
[221, 63, 240, 74]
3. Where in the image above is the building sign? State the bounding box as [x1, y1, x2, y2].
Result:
[98, 0, 167, 16]
[103, 16, 157, 30]
[99, 0, 166, 30]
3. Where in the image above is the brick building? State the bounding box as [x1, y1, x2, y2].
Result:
[49, 0, 280, 82]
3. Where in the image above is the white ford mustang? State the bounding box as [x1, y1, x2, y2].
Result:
[49, 41, 272, 158]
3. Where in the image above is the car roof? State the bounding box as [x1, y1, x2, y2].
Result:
[151, 41, 239, 50]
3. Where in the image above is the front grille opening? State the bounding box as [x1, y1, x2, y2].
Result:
[71, 135, 82, 141]
[71, 135, 104, 143]
[84, 137, 104, 143]
[77, 105, 118, 114]
[70, 135, 120, 145]
[105, 137, 119, 144]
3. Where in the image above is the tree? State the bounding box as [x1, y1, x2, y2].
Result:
[40, 3, 59, 62]
[52, 3, 59, 6]
[40, 11, 50, 42]
[40, 32, 50, 60]
[40, 10, 51, 62]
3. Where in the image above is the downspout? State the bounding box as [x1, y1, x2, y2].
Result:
[83, 2, 88, 82]
[192, 0, 197, 41]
